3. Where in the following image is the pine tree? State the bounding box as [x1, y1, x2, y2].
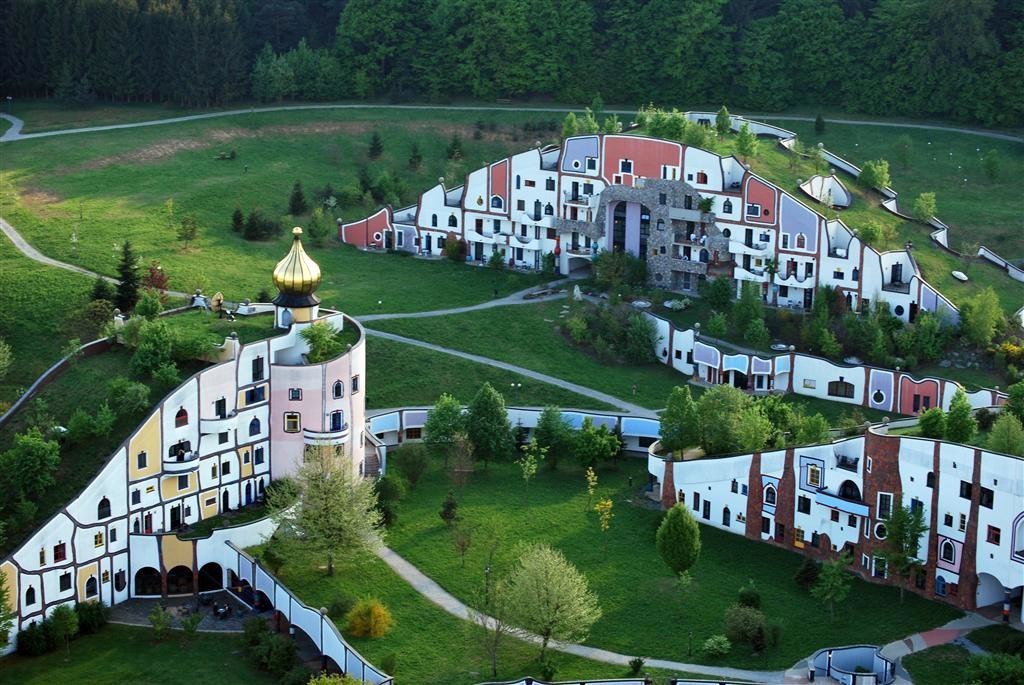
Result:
[715, 105, 731, 135]
[231, 207, 244, 232]
[368, 131, 384, 159]
[115, 241, 140, 312]
[91, 275, 114, 302]
[562, 112, 579, 139]
[814, 113, 826, 133]
[409, 142, 423, 170]
[289, 181, 308, 215]
[446, 134, 463, 160]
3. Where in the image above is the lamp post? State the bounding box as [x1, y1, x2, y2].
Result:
[5, 96, 11, 114]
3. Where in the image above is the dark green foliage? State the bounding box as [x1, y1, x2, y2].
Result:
[593, 250, 647, 292]
[945, 389, 977, 444]
[408, 142, 422, 170]
[814, 113, 825, 133]
[328, 593, 356, 621]
[231, 207, 245, 233]
[794, 558, 821, 590]
[737, 583, 761, 610]
[90, 276, 114, 303]
[17, 619, 55, 656]
[244, 210, 284, 241]
[466, 382, 512, 465]
[394, 443, 428, 488]
[288, 181, 308, 216]
[724, 604, 766, 646]
[963, 653, 1024, 685]
[918, 408, 947, 439]
[534, 406, 573, 470]
[115, 241, 139, 312]
[560, 303, 657, 365]
[446, 134, 463, 161]
[381, 653, 398, 674]
[439, 490, 458, 527]
[369, 131, 383, 159]
[375, 473, 406, 527]
[656, 504, 701, 575]
[74, 601, 109, 635]
[701, 277, 733, 311]
[241, 616, 270, 648]
[573, 416, 620, 469]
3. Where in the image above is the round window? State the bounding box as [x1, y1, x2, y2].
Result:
[874, 523, 888, 540]
[573, 160, 581, 169]
[872, 390, 884, 404]
[894, 305, 905, 316]
[722, 228, 731, 238]
[372, 231, 383, 243]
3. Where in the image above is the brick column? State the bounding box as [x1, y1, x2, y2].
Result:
[660, 459, 677, 510]
[774, 449, 796, 548]
[860, 430, 903, 586]
[958, 449, 983, 611]
[923, 442, 942, 596]
[745, 452, 763, 540]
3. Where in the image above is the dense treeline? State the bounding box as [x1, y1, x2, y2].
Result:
[1, 0, 1022, 126]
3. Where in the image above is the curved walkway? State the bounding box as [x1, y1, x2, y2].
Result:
[377, 546, 788, 683]
[2, 105, 1020, 143]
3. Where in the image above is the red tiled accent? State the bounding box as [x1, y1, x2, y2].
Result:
[774, 449, 796, 547]
[859, 430, 903, 587]
[958, 449, 983, 611]
[745, 452, 763, 540]
[660, 460, 677, 510]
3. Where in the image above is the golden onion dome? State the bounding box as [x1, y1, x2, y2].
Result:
[272, 227, 322, 298]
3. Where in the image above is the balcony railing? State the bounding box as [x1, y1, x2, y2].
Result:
[562, 191, 594, 206]
[163, 451, 200, 474]
[514, 233, 532, 244]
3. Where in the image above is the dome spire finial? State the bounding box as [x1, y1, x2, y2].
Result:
[272, 226, 322, 308]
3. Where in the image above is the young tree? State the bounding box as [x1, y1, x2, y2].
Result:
[735, 122, 759, 162]
[368, 131, 383, 159]
[736, 405, 773, 452]
[656, 504, 702, 576]
[534, 406, 573, 470]
[177, 214, 199, 248]
[987, 413, 1024, 456]
[268, 444, 383, 575]
[697, 384, 752, 455]
[814, 113, 825, 133]
[895, 134, 913, 169]
[1005, 380, 1024, 424]
[164, 198, 175, 233]
[51, 603, 79, 657]
[289, 181, 308, 215]
[475, 579, 513, 678]
[811, 553, 852, 622]
[0, 570, 15, 645]
[733, 281, 765, 334]
[879, 496, 928, 604]
[516, 438, 545, 503]
[744, 319, 771, 349]
[446, 134, 463, 160]
[584, 467, 598, 511]
[424, 393, 463, 467]
[115, 240, 140, 312]
[594, 497, 614, 548]
[466, 383, 512, 467]
[945, 388, 977, 444]
[859, 159, 891, 190]
[449, 432, 476, 488]
[715, 105, 731, 136]
[502, 544, 602, 660]
[231, 207, 245, 233]
[912, 192, 937, 222]
[706, 311, 728, 338]
[660, 386, 700, 457]
[408, 142, 423, 170]
[702, 276, 733, 310]
[91, 275, 114, 302]
[574, 417, 620, 468]
[960, 287, 1003, 348]
[562, 111, 579, 138]
[451, 523, 472, 567]
[439, 490, 459, 527]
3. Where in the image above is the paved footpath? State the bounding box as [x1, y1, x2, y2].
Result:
[3, 107, 1020, 143]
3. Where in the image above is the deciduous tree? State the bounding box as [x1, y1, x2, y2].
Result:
[879, 497, 928, 604]
[424, 393, 464, 468]
[811, 553, 852, 621]
[656, 503, 702, 576]
[987, 413, 1024, 456]
[945, 388, 977, 444]
[466, 383, 513, 467]
[659, 386, 700, 457]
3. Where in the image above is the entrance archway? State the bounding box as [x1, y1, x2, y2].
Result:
[198, 562, 223, 592]
[134, 567, 161, 596]
[166, 565, 194, 595]
[976, 572, 1004, 609]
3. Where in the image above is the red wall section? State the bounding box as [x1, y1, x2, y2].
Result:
[601, 136, 682, 185]
[340, 207, 392, 249]
[489, 159, 509, 212]
[898, 376, 940, 415]
[744, 176, 777, 225]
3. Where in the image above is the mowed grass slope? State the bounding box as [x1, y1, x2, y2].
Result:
[0, 108, 560, 313]
[386, 456, 961, 670]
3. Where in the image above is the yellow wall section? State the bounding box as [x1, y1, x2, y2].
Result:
[129, 412, 161, 481]
[160, 535, 194, 571]
[200, 489, 219, 519]
[160, 472, 197, 500]
[1, 562, 17, 613]
[291, 306, 313, 323]
[76, 562, 98, 599]
[239, 448, 253, 479]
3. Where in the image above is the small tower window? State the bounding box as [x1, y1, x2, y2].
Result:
[333, 380, 344, 399]
[249, 418, 261, 436]
[174, 408, 188, 427]
[25, 586, 36, 605]
[97, 497, 111, 519]
[431, 214, 438, 227]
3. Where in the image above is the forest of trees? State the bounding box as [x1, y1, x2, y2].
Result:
[1, 0, 1021, 126]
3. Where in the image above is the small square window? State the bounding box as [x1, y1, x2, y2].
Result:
[847, 514, 857, 527]
[987, 526, 1001, 545]
[136, 451, 147, 469]
[177, 475, 189, 490]
[289, 388, 302, 401]
[131, 490, 141, 505]
[959, 481, 972, 500]
[830, 510, 840, 522]
[94, 532, 104, 548]
[243, 452, 250, 464]
[619, 159, 633, 174]
[222, 461, 231, 476]
[944, 513, 953, 527]
[979, 487, 994, 509]
[959, 513, 967, 532]
[351, 376, 360, 393]
[254, 447, 265, 465]
[39, 548, 45, 565]
[284, 413, 301, 433]
[798, 496, 810, 514]
[586, 158, 597, 171]
[59, 573, 71, 592]
[53, 543, 66, 562]
[218, 431, 228, 444]
[211, 464, 218, 478]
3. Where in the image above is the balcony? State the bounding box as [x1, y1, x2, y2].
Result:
[674, 231, 708, 246]
[163, 451, 200, 474]
[729, 239, 768, 256]
[881, 280, 912, 294]
[514, 233, 532, 245]
[733, 265, 767, 282]
[835, 453, 859, 472]
[200, 413, 238, 434]
[562, 191, 595, 207]
[304, 423, 350, 446]
[774, 269, 812, 286]
[566, 245, 595, 257]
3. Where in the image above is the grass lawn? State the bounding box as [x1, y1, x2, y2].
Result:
[385, 455, 961, 669]
[180, 503, 268, 540]
[364, 336, 615, 411]
[763, 119, 1024, 261]
[0, 623, 275, 684]
[901, 643, 971, 685]
[967, 624, 1024, 653]
[162, 309, 279, 344]
[0, 107, 559, 312]
[265, 546, 708, 685]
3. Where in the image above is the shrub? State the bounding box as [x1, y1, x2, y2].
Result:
[254, 632, 298, 677]
[918, 407, 947, 439]
[280, 665, 312, 685]
[998, 631, 1024, 656]
[975, 407, 996, 431]
[181, 612, 202, 640]
[241, 616, 271, 647]
[74, 601, 109, 635]
[92, 402, 116, 437]
[17, 621, 52, 656]
[628, 656, 646, 675]
[243, 209, 284, 241]
[702, 634, 732, 657]
[539, 659, 557, 681]
[766, 619, 783, 649]
[380, 652, 398, 674]
[395, 444, 428, 489]
[66, 408, 95, 443]
[724, 604, 766, 645]
[794, 557, 820, 589]
[107, 377, 151, 416]
[345, 598, 393, 638]
[148, 605, 172, 640]
[963, 653, 1024, 685]
[737, 582, 761, 609]
[375, 472, 406, 527]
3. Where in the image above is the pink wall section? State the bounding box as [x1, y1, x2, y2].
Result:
[744, 177, 777, 225]
[489, 159, 509, 210]
[899, 376, 940, 415]
[340, 207, 392, 249]
[601, 136, 682, 185]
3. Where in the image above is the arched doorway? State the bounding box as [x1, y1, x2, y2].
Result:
[722, 507, 731, 527]
[198, 562, 223, 592]
[838, 480, 862, 501]
[976, 572, 1005, 609]
[254, 589, 274, 612]
[166, 565, 194, 595]
[244, 482, 252, 506]
[221, 490, 230, 513]
[134, 567, 162, 596]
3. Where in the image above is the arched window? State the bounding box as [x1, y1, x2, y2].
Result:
[515, 175, 521, 189]
[940, 540, 955, 563]
[448, 214, 457, 227]
[333, 380, 344, 399]
[851, 267, 860, 282]
[490, 196, 503, 209]
[175, 408, 188, 427]
[764, 485, 777, 505]
[696, 171, 708, 184]
[935, 575, 947, 596]
[926, 471, 935, 488]
[722, 507, 731, 527]
[248, 417, 261, 436]
[431, 214, 438, 227]
[97, 497, 111, 519]
[114, 570, 127, 592]
[796, 233, 806, 249]
[133, 518, 141, 534]
[85, 576, 98, 598]
[544, 203, 554, 216]
[330, 411, 345, 432]
[723, 199, 733, 213]
[25, 586, 36, 605]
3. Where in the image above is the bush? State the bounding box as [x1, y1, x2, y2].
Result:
[345, 598, 393, 638]
[280, 665, 312, 685]
[975, 407, 996, 431]
[737, 582, 761, 609]
[74, 601, 109, 635]
[242, 616, 271, 647]
[395, 444, 428, 489]
[375, 472, 406, 527]
[16, 621, 53, 656]
[963, 653, 1024, 685]
[148, 605, 172, 640]
[254, 632, 298, 677]
[724, 604, 766, 645]
[243, 209, 284, 241]
[998, 631, 1024, 656]
[918, 407, 947, 439]
[107, 377, 151, 416]
[702, 634, 732, 657]
[628, 656, 646, 675]
[92, 402, 116, 437]
[539, 659, 557, 681]
[794, 557, 820, 589]
[66, 408, 95, 443]
[380, 652, 398, 675]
